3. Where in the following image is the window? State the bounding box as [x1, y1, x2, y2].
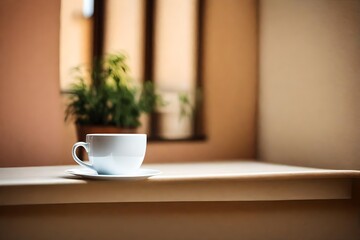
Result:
[60, 0, 205, 141]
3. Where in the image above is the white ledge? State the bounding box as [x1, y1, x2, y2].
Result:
[0, 160, 359, 206]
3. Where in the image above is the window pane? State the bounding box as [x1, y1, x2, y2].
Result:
[154, 0, 198, 139]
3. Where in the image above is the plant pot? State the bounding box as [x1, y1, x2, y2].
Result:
[75, 124, 137, 159]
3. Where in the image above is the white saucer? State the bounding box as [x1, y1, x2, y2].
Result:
[66, 168, 162, 180]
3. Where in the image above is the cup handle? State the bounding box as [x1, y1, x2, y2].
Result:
[72, 142, 95, 171]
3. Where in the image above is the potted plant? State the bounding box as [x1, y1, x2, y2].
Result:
[65, 52, 161, 142]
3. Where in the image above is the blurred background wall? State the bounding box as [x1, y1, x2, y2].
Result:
[0, 0, 258, 167]
[258, 0, 360, 170]
[0, 0, 70, 166]
[1, 0, 359, 169]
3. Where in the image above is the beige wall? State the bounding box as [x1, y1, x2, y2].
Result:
[259, 0, 360, 169]
[0, 0, 258, 167]
[0, 0, 72, 166]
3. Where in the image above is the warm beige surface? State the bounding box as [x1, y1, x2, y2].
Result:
[2, 161, 360, 185]
[0, 0, 258, 167]
[259, 0, 360, 169]
[1, 161, 359, 205]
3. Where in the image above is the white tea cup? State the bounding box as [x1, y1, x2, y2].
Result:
[72, 134, 147, 175]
